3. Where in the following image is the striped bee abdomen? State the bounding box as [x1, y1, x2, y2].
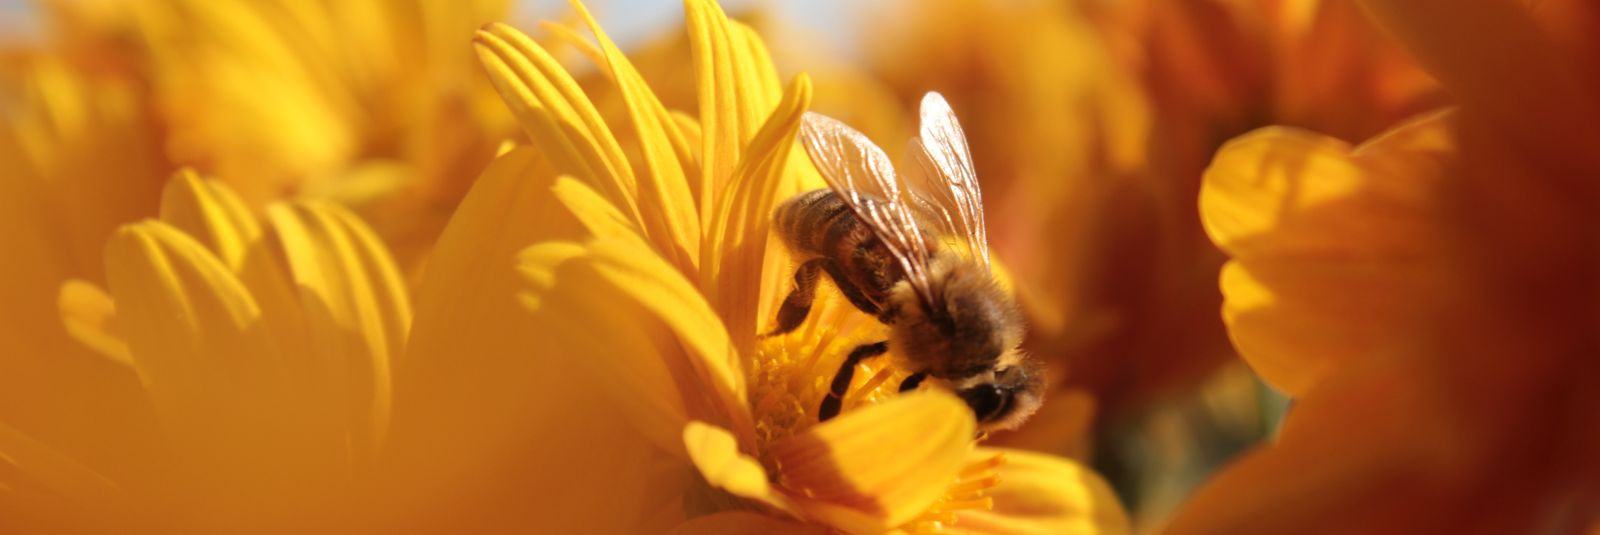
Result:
[772, 189, 904, 313]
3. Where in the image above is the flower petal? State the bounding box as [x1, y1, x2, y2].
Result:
[0, 421, 123, 514]
[669, 510, 827, 535]
[473, 21, 645, 229]
[103, 221, 316, 488]
[266, 199, 411, 457]
[384, 148, 681, 532]
[1359, 0, 1600, 181]
[769, 391, 974, 530]
[955, 448, 1130, 535]
[514, 225, 754, 452]
[516, 240, 692, 453]
[157, 169, 261, 270]
[56, 279, 133, 369]
[683, 421, 790, 511]
[1198, 112, 1455, 395]
[1163, 354, 1464, 533]
[700, 74, 812, 350]
[155, 172, 310, 369]
[571, 0, 701, 270]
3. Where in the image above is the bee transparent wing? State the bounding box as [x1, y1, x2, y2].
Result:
[907, 92, 990, 269]
[798, 111, 936, 305]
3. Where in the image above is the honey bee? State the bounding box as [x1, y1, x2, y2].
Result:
[770, 92, 1043, 432]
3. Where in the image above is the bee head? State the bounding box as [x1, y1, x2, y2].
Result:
[955, 354, 1045, 431]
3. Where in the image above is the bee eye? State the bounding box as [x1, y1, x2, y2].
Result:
[957, 384, 1011, 423]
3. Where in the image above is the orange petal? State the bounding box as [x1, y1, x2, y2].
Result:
[103, 222, 318, 489]
[1359, 0, 1600, 178]
[157, 169, 261, 270]
[769, 392, 974, 530]
[683, 422, 792, 512]
[515, 230, 753, 453]
[383, 147, 675, 532]
[955, 448, 1130, 535]
[1163, 354, 1465, 533]
[56, 279, 132, 369]
[266, 199, 411, 457]
[1199, 112, 1456, 395]
[669, 510, 827, 535]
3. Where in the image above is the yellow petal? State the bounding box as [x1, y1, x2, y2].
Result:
[701, 75, 812, 351]
[155, 173, 310, 367]
[516, 240, 691, 453]
[103, 222, 311, 484]
[683, 422, 790, 511]
[769, 392, 974, 530]
[686, 0, 784, 218]
[473, 22, 646, 229]
[551, 176, 649, 243]
[586, 237, 753, 436]
[571, 0, 701, 271]
[669, 510, 827, 535]
[157, 169, 261, 270]
[266, 199, 411, 456]
[515, 230, 753, 452]
[1199, 112, 1455, 395]
[955, 448, 1130, 535]
[384, 149, 676, 532]
[56, 280, 132, 369]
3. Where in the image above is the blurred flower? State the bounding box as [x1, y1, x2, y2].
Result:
[854, 0, 1445, 429]
[18, 0, 514, 265]
[1, 170, 409, 531]
[1170, 0, 1600, 530]
[0, 0, 511, 499]
[379, 2, 1129, 532]
[0, 54, 170, 491]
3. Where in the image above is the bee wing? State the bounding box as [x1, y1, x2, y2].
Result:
[798, 111, 936, 305]
[906, 92, 990, 269]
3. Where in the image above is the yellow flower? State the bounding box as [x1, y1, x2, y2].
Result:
[1, 1, 510, 502]
[378, 1, 1129, 532]
[0, 55, 170, 490]
[19, 0, 514, 264]
[2, 170, 409, 532]
[1172, 0, 1600, 530]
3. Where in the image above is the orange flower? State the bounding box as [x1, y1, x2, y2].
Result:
[1171, 0, 1600, 530]
[851, 0, 1445, 446]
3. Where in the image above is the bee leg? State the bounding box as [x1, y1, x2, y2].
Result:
[898, 371, 928, 392]
[821, 260, 881, 317]
[818, 341, 890, 422]
[768, 258, 828, 336]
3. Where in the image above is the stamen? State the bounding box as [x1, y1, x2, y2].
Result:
[926, 496, 994, 513]
[946, 474, 1000, 496]
[844, 365, 895, 409]
[960, 452, 1006, 478]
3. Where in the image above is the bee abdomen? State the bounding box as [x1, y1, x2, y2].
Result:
[775, 189, 859, 256]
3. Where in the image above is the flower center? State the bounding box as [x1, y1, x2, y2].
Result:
[743, 293, 1001, 531]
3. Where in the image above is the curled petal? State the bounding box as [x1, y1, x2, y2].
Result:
[1199, 112, 1455, 394]
[683, 422, 792, 512]
[769, 392, 974, 531]
[57, 280, 132, 369]
[956, 448, 1130, 535]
